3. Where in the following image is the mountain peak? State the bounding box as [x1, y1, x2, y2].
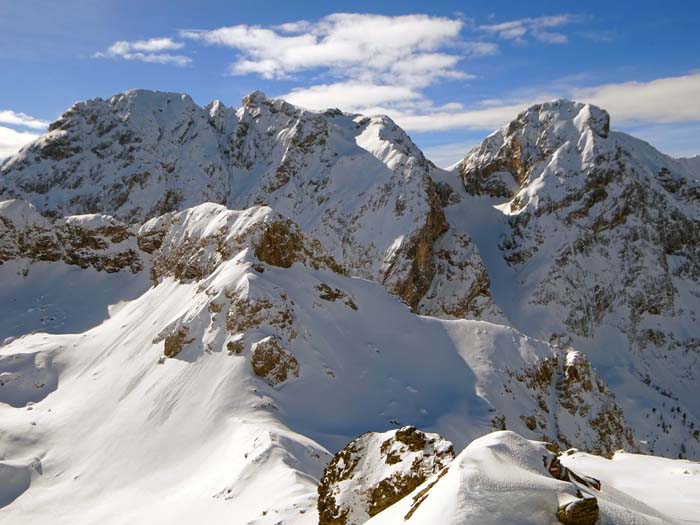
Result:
[508, 99, 610, 140]
[241, 89, 270, 107]
[455, 99, 616, 199]
[107, 89, 197, 111]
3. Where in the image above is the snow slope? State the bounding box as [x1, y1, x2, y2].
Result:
[0, 201, 637, 523]
[561, 449, 700, 523]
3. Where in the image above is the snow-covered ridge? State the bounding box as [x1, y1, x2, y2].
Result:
[0, 89, 500, 320]
[138, 202, 344, 283]
[1, 90, 700, 522]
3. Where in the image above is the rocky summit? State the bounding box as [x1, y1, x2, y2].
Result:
[1, 90, 699, 524]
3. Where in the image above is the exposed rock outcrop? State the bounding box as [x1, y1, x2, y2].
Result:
[318, 427, 454, 525]
[504, 348, 637, 457]
[557, 497, 599, 525]
[0, 199, 142, 273]
[250, 336, 299, 386]
[138, 203, 344, 283]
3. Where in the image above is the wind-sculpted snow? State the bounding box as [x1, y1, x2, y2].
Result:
[366, 431, 687, 524]
[455, 99, 700, 459]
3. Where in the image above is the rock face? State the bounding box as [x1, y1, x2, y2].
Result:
[0, 199, 142, 273]
[317, 427, 454, 525]
[506, 349, 637, 457]
[0, 89, 499, 321]
[458, 100, 611, 199]
[456, 99, 700, 459]
[137, 202, 343, 283]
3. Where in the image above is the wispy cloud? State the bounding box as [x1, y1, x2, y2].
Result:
[577, 30, 617, 43]
[377, 101, 531, 132]
[365, 72, 700, 134]
[0, 126, 41, 159]
[620, 122, 700, 159]
[0, 110, 49, 130]
[283, 82, 424, 112]
[94, 37, 191, 66]
[571, 73, 700, 123]
[480, 15, 580, 44]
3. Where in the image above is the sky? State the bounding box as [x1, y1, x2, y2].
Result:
[1, 0, 699, 165]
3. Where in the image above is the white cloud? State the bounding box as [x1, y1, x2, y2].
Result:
[182, 14, 471, 86]
[127, 37, 184, 52]
[571, 73, 700, 123]
[387, 102, 530, 132]
[94, 37, 190, 67]
[0, 110, 49, 130]
[282, 82, 423, 112]
[382, 72, 700, 134]
[0, 126, 40, 159]
[480, 14, 577, 44]
[534, 31, 568, 44]
[460, 41, 500, 57]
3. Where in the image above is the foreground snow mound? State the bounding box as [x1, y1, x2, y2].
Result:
[367, 431, 683, 525]
[453, 99, 700, 458]
[561, 448, 700, 523]
[0, 90, 499, 320]
[318, 426, 455, 524]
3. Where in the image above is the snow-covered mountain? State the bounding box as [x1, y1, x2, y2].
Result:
[1, 91, 699, 523]
[0, 90, 497, 321]
[454, 99, 700, 459]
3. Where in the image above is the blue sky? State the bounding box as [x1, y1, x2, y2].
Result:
[1, 0, 699, 164]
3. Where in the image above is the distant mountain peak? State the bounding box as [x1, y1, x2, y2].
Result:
[509, 99, 610, 139]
